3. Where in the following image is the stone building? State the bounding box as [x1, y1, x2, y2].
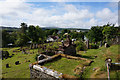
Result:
[58, 35, 76, 55]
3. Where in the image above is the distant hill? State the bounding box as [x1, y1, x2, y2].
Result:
[42, 27, 89, 31]
[0, 26, 89, 32]
[0, 26, 19, 31]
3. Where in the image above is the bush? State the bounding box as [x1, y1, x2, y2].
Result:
[76, 42, 87, 51]
[90, 44, 98, 49]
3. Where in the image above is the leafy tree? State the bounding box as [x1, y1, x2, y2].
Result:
[27, 25, 45, 44]
[86, 26, 103, 43]
[20, 22, 27, 34]
[27, 25, 36, 43]
[46, 29, 58, 36]
[15, 33, 30, 46]
[102, 24, 116, 42]
[2, 30, 10, 47]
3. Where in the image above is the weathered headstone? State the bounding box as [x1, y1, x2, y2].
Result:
[15, 61, 20, 65]
[22, 49, 26, 54]
[86, 40, 89, 49]
[28, 60, 30, 62]
[105, 43, 110, 48]
[6, 64, 9, 68]
[37, 55, 45, 61]
[100, 41, 102, 47]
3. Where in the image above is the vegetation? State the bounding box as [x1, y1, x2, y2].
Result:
[1, 22, 120, 78]
[2, 47, 37, 78]
[2, 44, 119, 78]
[80, 45, 120, 78]
[76, 41, 87, 51]
[44, 57, 83, 77]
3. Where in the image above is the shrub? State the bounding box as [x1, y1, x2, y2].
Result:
[90, 44, 98, 49]
[76, 42, 87, 51]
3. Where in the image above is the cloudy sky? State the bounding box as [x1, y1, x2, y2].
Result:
[0, 0, 119, 29]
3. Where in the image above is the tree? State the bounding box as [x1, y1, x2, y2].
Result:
[102, 24, 116, 42]
[86, 26, 103, 43]
[27, 25, 36, 43]
[15, 33, 30, 46]
[20, 22, 27, 34]
[2, 30, 10, 47]
[27, 25, 45, 44]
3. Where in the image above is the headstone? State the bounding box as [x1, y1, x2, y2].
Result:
[105, 43, 110, 48]
[36, 44, 38, 48]
[38, 55, 45, 61]
[86, 40, 89, 49]
[28, 60, 30, 62]
[33, 44, 35, 49]
[15, 61, 20, 65]
[30, 44, 32, 49]
[22, 49, 26, 54]
[100, 41, 102, 47]
[6, 64, 9, 68]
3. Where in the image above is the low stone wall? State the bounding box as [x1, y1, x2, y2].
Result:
[30, 67, 58, 79]
[29, 53, 91, 79]
[29, 54, 63, 79]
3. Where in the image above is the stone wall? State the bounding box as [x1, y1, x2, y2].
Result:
[30, 67, 58, 79]
[29, 54, 62, 79]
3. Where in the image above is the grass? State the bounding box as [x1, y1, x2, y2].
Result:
[1, 44, 120, 78]
[2, 47, 37, 78]
[80, 45, 120, 78]
[1, 42, 61, 78]
[44, 57, 83, 77]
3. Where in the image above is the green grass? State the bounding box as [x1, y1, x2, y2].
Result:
[1, 44, 120, 78]
[2, 47, 37, 78]
[44, 57, 83, 77]
[80, 45, 120, 78]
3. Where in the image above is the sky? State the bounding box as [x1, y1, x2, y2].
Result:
[0, 0, 119, 29]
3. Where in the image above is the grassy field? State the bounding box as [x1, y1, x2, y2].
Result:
[1, 44, 120, 78]
[44, 57, 84, 77]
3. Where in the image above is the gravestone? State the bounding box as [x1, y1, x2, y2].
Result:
[86, 40, 89, 49]
[100, 41, 102, 47]
[105, 43, 110, 48]
[6, 64, 9, 68]
[15, 61, 20, 65]
[37, 55, 45, 61]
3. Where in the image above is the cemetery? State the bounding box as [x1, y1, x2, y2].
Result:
[1, 40, 120, 79]
[1, 23, 120, 79]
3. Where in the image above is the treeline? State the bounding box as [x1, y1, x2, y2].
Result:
[86, 23, 120, 44]
[1, 22, 120, 48]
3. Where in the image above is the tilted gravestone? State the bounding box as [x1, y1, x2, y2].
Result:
[15, 61, 20, 65]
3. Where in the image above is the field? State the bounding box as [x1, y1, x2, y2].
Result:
[1, 44, 120, 78]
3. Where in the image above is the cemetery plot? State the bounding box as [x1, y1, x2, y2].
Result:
[43, 57, 84, 77]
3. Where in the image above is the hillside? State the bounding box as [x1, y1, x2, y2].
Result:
[0, 26, 89, 32]
[1, 44, 120, 78]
